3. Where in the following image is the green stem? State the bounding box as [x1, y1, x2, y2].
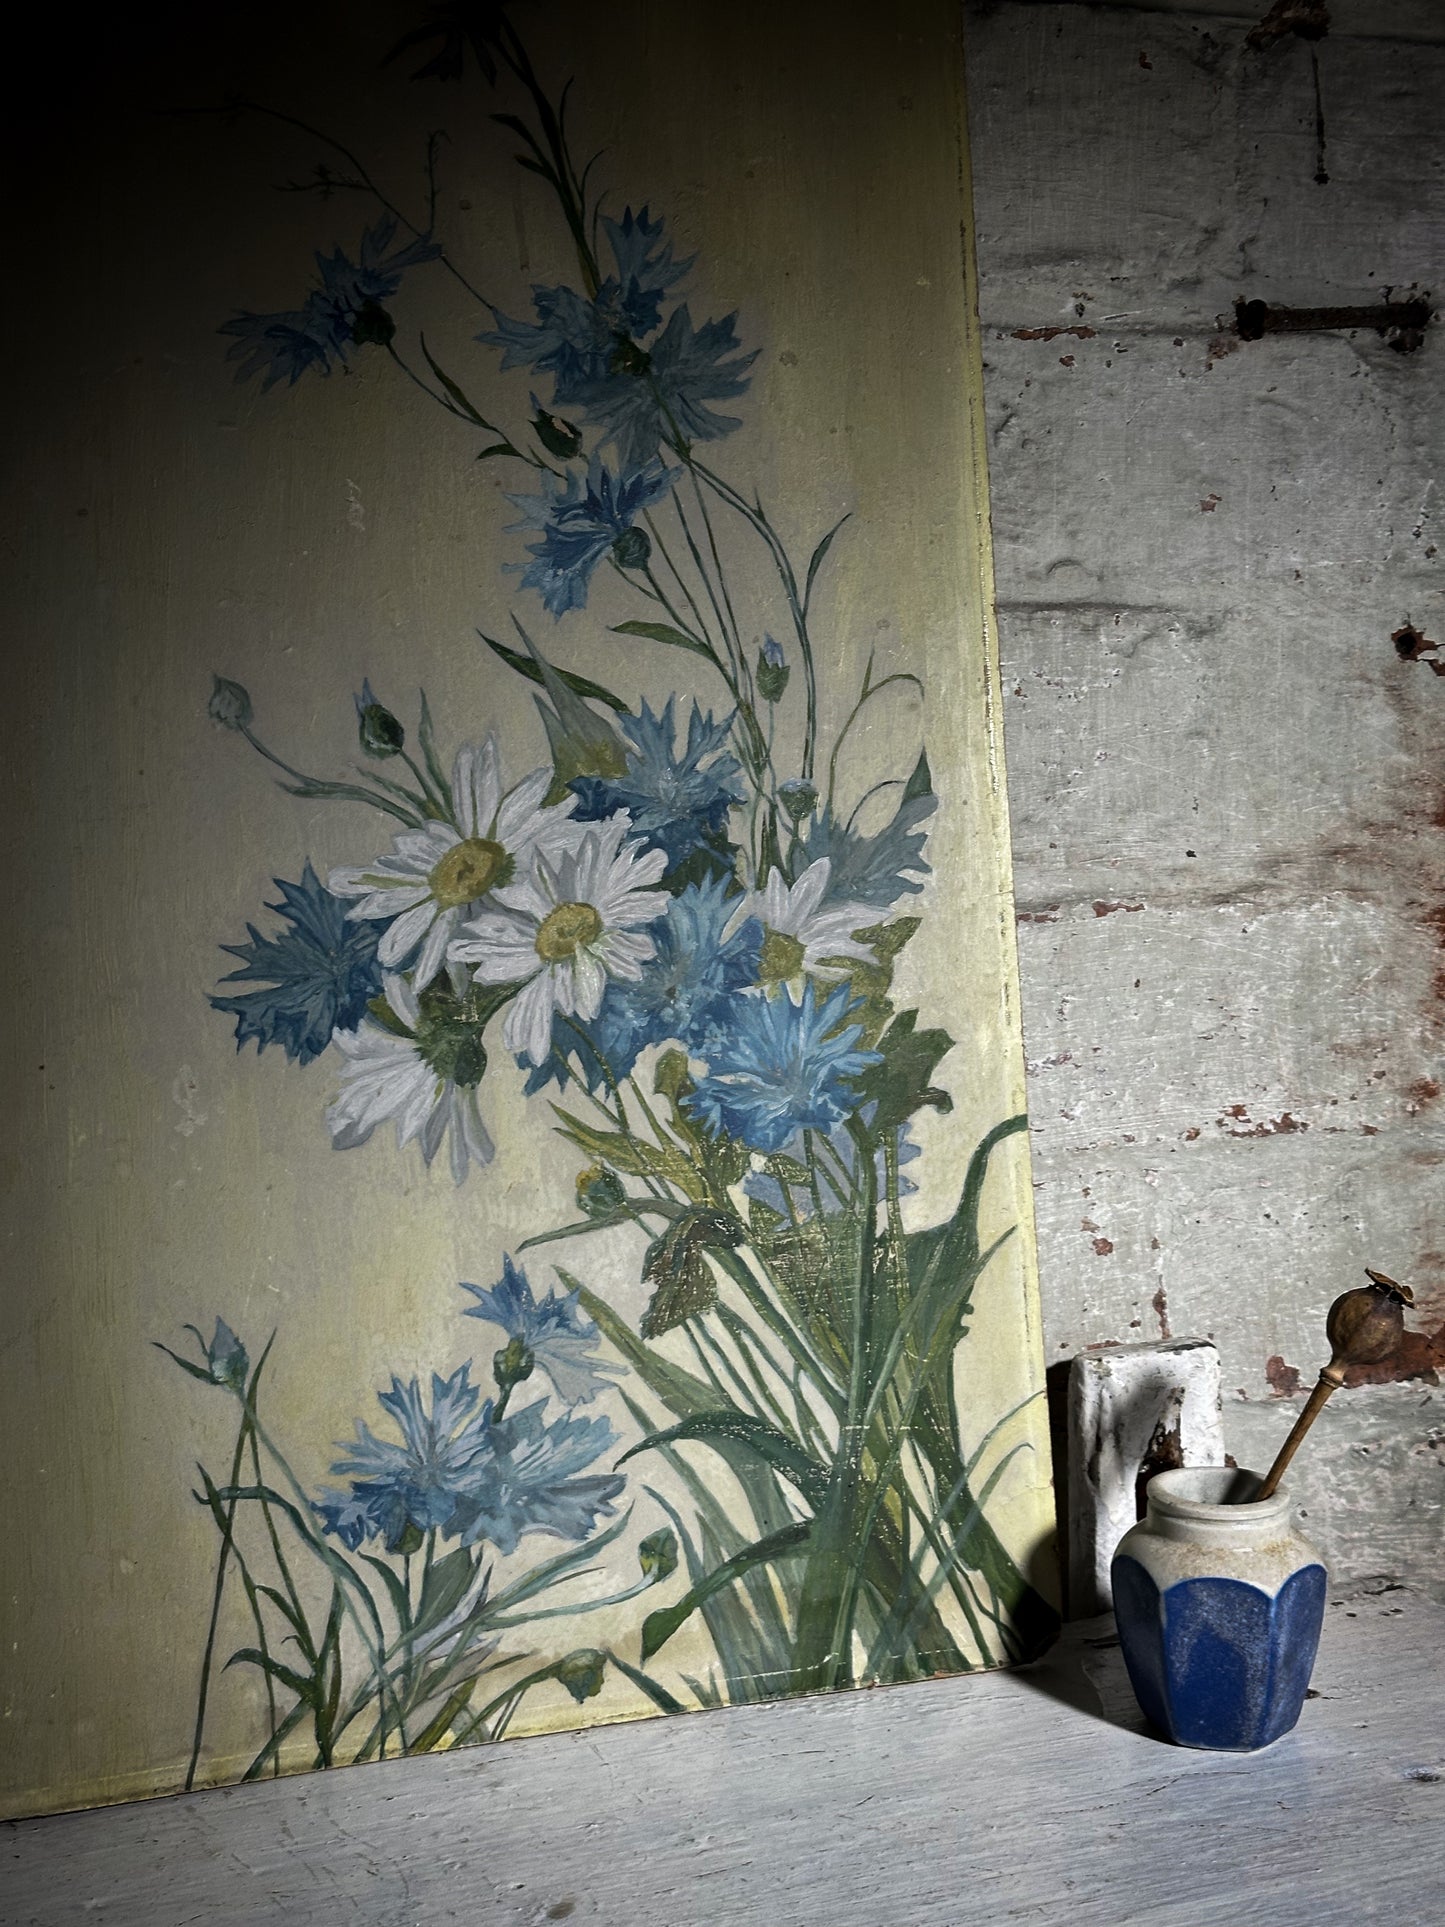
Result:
[238, 725, 421, 826]
[235, 101, 496, 312]
[691, 458, 820, 782]
[791, 1118, 880, 1691]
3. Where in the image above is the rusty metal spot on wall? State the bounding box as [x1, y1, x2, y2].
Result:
[1245, 0, 1330, 49]
[1265, 1354, 1302, 1397]
[1234, 294, 1431, 353]
[1092, 899, 1144, 917]
[1394, 623, 1444, 675]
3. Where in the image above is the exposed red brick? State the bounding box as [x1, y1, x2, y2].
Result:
[1093, 899, 1145, 917]
[1092, 1237, 1115, 1256]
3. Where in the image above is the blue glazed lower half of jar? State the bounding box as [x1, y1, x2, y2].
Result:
[1111, 1558, 1328, 1751]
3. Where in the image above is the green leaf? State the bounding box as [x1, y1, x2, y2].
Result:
[640, 1522, 811, 1661]
[415, 1546, 475, 1634]
[241, 1698, 310, 1782]
[416, 689, 452, 807]
[418, 331, 486, 427]
[856, 916, 922, 965]
[610, 619, 711, 659]
[551, 1108, 704, 1198]
[222, 1647, 318, 1706]
[517, 1208, 655, 1252]
[478, 631, 629, 713]
[639, 1209, 741, 1337]
[513, 620, 627, 793]
[482, 1505, 633, 1619]
[620, 1410, 829, 1512]
[361, 1554, 412, 1633]
[803, 511, 851, 613]
[903, 747, 933, 804]
[154, 1343, 217, 1385]
[905, 1114, 1028, 1308]
[855, 1008, 956, 1136]
[763, 1152, 810, 1186]
[408, 1676, 481, 1753]
[255, 1583, 311, 1645]
[606, 1647, 687, 1714]
[569, 1278, 720, 1420]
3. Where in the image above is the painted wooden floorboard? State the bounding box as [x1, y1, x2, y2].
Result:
[4, 1586, 1443, 1927]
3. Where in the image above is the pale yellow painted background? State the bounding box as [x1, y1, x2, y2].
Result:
[0, 0, 1053, 1818]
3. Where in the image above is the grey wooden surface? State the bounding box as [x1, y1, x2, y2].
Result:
[5, 1584, 1442, 1927]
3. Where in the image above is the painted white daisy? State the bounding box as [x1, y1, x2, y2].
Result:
[452, 814, 669, 1067]
[328, 737, 581, 992]
[732, 858, 875, 1000]
[326, 975, 495, 1186]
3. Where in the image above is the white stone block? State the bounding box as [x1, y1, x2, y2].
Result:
[1067, 1337, 1224, 1615]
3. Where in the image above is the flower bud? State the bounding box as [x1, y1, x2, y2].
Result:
[555, 1648, 607, 1703]
[610, 525, 652, 571]
[756, 636, 790, 703]
[350, 301, 396, 347]
[530, 396, 583, 460]
[207, 1318, 250, 1392]
[355, 680, 405, 758]
[576, 1164, 626, 1218]
[653, 1048, 692, 1101]
[638, 1527, 679, 1584]
[493, 1334, 535, 1396]
[778, 779, 818, 823]
[393, 1520, 425, 1558]
[1325, 1271, 1413, 1376]
[209, 675, 253, 731]
[609, 337, 651, 378]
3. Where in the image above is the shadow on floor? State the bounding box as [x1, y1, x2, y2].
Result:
[1008, 1615, 1165, 1742]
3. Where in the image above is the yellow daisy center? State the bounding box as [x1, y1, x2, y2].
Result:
[535, 900, 604, 962]
[429, 837, 508, 909]
[758, 927, 806, 984]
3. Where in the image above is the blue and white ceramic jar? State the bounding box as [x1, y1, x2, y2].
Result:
[1111, 1466, 1327, 1751]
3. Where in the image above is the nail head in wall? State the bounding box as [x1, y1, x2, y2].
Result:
[1394, 623, 1444, 675]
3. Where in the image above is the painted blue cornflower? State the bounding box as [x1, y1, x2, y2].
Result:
[685, 982, 882, 1153]
[570, 697, 744, 873]
[799, 777, 938, 910]
[479, 205, 692, 407]
[452, 1401, 626, 1557]
[211, 863, 385, 1066]
[506, 458, 679, 616]
[316, 1364, 492, 1552]
[601, 204, 693, 338]
[459, 1256, 622, 1406]
[572, 304, 758, 470]
[222, 217, 441, 389]
[521, 876, 762, 1094]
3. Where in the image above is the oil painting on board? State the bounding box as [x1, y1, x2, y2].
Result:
[2, 0, 1056, 1817]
